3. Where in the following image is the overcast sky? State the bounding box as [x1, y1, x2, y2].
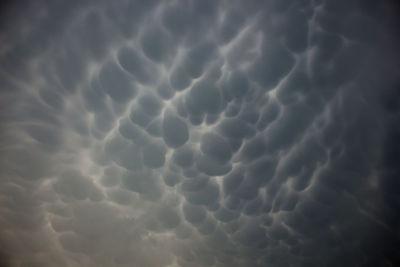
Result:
[0, 0, 400, 266]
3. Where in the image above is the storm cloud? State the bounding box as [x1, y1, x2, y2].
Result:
[1, 0, 400, 266]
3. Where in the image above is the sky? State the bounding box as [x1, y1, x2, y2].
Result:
[0, 0, 399, 266]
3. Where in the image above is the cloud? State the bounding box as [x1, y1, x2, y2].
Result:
[1, 0, 400, 266]
[162, 112, 189, 148]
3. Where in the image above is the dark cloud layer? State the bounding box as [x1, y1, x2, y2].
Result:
[1, 0, 400, 266]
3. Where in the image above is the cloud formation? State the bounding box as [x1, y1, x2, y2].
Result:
[1, 0, 400, 266]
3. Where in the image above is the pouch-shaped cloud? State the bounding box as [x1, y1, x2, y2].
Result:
[0, 0, 400, 266]
[162, 112, 189, 148]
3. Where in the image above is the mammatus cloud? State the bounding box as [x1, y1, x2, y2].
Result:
[0, 0, 399, 266]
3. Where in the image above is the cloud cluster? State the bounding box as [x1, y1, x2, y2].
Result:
[1, 0, 399, 266]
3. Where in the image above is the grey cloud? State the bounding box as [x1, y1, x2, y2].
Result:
[157, 82, 175, 100]
[234, 220, 268, 248]
[119, 118, 146, 142]
[141, 142, 166, 169]
[157, 205, 181, 229]
[1, 0, 400, 266]
[107, 188, 136, 206]
[239, 136, 267, 162]
[169, 65, 192, 91]
[138, 93, 163, 117]
[243, 195, 264, 216]
[225, 70, 250, 99]
[218, 10, 245, 44]
[197, 217, 217, 236]
[182, 202, 207, 225]
[25, 123, 62, 148]
[117, 46, 155, 85]
[162, 112, 189, 148]
[161, 2, 191, 38]
[4, 146, 56, 181]
[250, 40, 295, 90]
[264, 101, 315, 152]
[99, 61, 136, 103]
[140, 25, 171, 63]
[146, 117, 162, 137]
[214, 207, 240, 223]
[185, 79, 222, 116]
[184, 42, 217, 79]
[79, 12, 110, 61]
[184, 181, 220, 207]
[39, 88, 64, 111]
[196, 155, 232, 177]
[200, 132, 232, 164]
[82, 78, 107, 113]
[217, 118, 253, 140]
[163, 171, 182, 187]
[130, 106, 154, 128]
[223, 168, 245, 195]
[221, 93, 240, 114]
[53, 169, 103, 201]
[180, 175, 209, 193]
[172, 145, 195, 168]
[122, 170, 163, 201]
[282, 8, 309, 53]
[276, 64, 311, 105]
[256, 98, 280, 130]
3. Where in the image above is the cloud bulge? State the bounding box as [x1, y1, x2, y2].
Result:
[0, 0, 400, 266]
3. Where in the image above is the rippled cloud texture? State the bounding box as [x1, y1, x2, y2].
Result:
[1, 0, 400, 266]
